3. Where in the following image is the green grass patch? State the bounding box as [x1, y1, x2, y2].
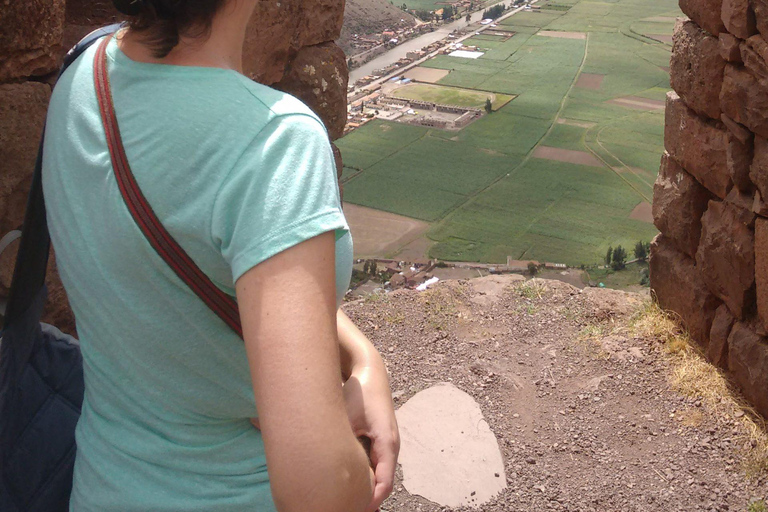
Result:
[390, 83, 514, 109]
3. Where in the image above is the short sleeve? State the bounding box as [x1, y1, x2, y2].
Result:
[211, 113, 348, 282]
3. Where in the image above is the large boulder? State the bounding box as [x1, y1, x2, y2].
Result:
[728, 323, 768, 418]
[720, 64, 768, 138]
[274, 42, 349, 140]
[740, 34, 768, 80]
[751, 136, 768, 199]
[709, 304, 735, 368]
[756, 218, 768, 332]
[696, 200, 755, 319]
[721, 0, 757, 39]
[0, 0, 65, 81]
[680, 0, 726, 35]
[650, 235, 720, 346]
[652, 152, 714, 258]
[665, 92, 732, 198]
[754, 0, 768, 37]
[721, 114, 755, 192]
[670, 20, 726, 120]
[719, 32, 744, 63]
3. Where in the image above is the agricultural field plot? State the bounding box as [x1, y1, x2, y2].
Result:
[390, 83, 515, 110]
[338, 0, 681, 265]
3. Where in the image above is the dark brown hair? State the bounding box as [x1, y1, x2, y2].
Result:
[115, 0, 227, 58]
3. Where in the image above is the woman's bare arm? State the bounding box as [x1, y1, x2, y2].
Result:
[337, 310, 400, 512]
[236, 231, 374, 512]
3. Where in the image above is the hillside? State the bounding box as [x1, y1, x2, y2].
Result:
[345, 276, 768, 510]
[339, 0, 417, 56]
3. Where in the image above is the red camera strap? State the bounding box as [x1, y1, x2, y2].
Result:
[93, 35, 242, 337]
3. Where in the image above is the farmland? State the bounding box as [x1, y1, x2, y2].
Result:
[337, 0, 678, 266]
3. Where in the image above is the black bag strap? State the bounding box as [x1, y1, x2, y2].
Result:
[3, 24, 123, 331]
[93, 35, 243, 337]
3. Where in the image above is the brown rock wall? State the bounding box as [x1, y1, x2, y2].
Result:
[756, 218, 768, 331]
[652, 153, 714, 258]
[680, 0, 726, 35]
[728, 323, 768, 417]
[657, 0, 768, 420]
[696, 200, 755, 318]
[665, 92, 731, 198]
[721, 0, 757, 38]
[650, 235, 720, 345]
[0, 0, 66, 81]
[720, 64, 768, 138]
[671, 21, 725, 119]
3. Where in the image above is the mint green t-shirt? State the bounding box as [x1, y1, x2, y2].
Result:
[42, 36, 352, 511]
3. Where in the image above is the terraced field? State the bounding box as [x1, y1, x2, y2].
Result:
[337, 0, 679, 265]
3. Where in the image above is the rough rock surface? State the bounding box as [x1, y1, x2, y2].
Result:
[756, 218, 768, 332]
[665, 92, 731, 198]
[671, 21, 725, 119]
[728, 323, 768, 417]
[751, 136, 768, 199]
[727, 128, 755, 191]
[696, 200, 756, 319]
[274, 43, 349, 140]
[708, 304, 735, 368]
[395, 383, 506, 508]
[721, 0, 757, 38]
[756, 0, 768, 36]
[719, 32, 744, 62]
[652, 153, 713, 258]
[680, 0, 726, 35]
[344, 277, 768, 511]
[650, 235, 720, 345]
[741, 34, 768, 80]
[720, 64, 768, 138]
[0, 0, 65, 81]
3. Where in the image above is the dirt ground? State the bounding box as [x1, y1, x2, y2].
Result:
[630, 201, 654, 223]
[344, 277, 768, 511]
[537, 31, 587, 40]
[343, 203, 430, 258]
[607, 96, 666, 111]
[575, 73, 605, 90]
[391, 234, 435, 262]
[403, 67, 451, 83]
[533, 146, 604, 167]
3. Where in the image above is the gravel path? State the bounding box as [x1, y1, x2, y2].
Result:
[343, 276, 768, 511]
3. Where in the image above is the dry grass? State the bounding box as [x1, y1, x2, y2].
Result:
[630, 300, 768, 479]
[514, 278, 548, 300]
[419, 283, 467, 331]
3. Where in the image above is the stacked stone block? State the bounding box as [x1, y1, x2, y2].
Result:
[0, 1, 350, 333]
[650, 0, 768, 417]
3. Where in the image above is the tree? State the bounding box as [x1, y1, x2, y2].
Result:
[611, 245, 627, 271]
[605, 246, 613, 266]
[485, 98, 493, 114]
[466, 11, 472, 22]
[634, 240, 648, 262]
[369, 260, 378, 276]
[442, 5, 453, 20]
[527, 262, 539, 276]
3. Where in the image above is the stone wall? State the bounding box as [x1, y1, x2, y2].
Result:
[650, 1, 768, 417]
[0, 1, 349, 333]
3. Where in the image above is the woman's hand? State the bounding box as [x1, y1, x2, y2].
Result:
[343, 364, 400, 512]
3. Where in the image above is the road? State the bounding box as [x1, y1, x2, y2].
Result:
[349, 1, 538, 86]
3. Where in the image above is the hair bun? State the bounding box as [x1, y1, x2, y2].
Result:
[112, 0, 145, 15]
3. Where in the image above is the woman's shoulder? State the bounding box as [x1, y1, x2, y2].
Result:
[229, 74, 325, 129]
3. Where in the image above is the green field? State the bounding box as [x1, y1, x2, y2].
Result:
[337, 0, 679, 266]
[390, 83, 515, 109]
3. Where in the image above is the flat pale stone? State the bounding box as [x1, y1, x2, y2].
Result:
[395, 383, 507, 508]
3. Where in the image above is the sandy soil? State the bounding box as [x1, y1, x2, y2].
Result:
[575, 73, 605, 90]
[630, 201, 654, 223]
[392, 234, 435, 262]
[557, 118, 597, 129]
[607, 96, 666, 111]
[537, 31, 587, 40]
[403, 67, 451, 84]
[343, 277, 768, 511]
[343, 203, 430, 258]
[533, 146, 604, 167]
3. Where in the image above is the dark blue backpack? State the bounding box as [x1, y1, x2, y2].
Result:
[0, 25, 121, 512]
